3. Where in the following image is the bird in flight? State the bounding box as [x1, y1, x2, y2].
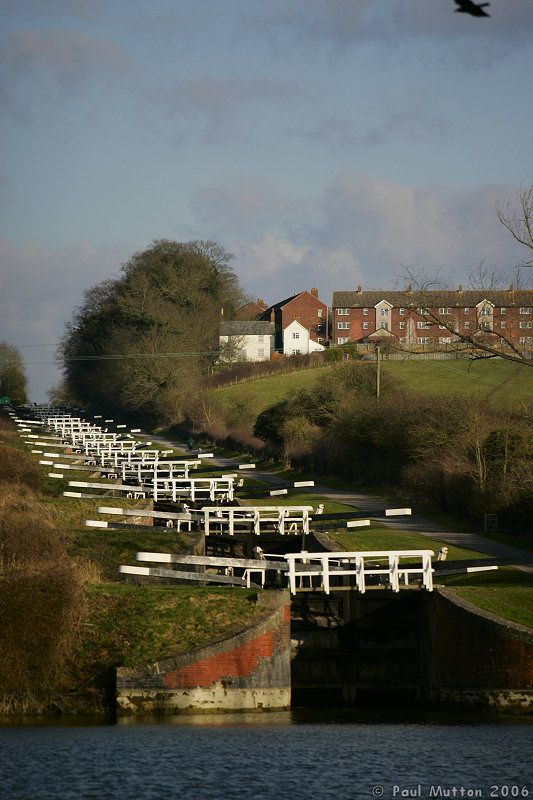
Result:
[454, 0, 490, 16]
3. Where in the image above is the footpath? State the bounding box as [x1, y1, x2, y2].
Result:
[149, 433, 532, 571]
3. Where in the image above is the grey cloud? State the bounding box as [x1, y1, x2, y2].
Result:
[246, 0, 533, 52]
[189, 173, 529, 302]
[0, 30, 129, 113]
[290, 102, 455, 150]
[158, 75, 307, 142]
[0, 238, 130, 399]
[190, 176, 306, 237]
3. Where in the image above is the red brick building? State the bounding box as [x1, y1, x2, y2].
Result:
[262, 289, 330, 353]
[332, 286, 533, 349]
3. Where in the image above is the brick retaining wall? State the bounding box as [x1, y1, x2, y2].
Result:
[116, 590, 291, 715]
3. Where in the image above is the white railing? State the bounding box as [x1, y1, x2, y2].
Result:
[201, 505, 314, 536]
[152, 476, 235, 503]
[284, 550, 434, 595]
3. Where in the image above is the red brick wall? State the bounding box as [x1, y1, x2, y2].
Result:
[424, 590, 533, 709]
[117, 591, 291, 699]
[281, 293, 329, 344]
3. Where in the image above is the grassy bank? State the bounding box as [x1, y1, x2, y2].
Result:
[0, 414, 267, 715]
[440, 568, 533, 629]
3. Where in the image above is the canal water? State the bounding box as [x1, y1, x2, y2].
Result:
[1, 711, 532, 800]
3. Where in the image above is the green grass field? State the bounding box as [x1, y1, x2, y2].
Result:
[211, 359, 533, 418]
[440, 568, 533, 629]
[330, 526, 487, 561]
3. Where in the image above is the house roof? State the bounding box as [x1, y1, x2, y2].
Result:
[234, 299, 269, 321]
[332, 289, 533, 308]
[262, 290, 327, 316]
[220, 320, 275, 336]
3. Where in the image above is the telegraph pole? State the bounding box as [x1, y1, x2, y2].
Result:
[376, 345, 381, 401]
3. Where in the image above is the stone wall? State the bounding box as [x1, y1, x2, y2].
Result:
[423, 589, 533, 712]
[116, 590, 291, 715]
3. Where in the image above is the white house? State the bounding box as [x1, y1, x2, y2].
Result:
[219, 320, 275, 362]
[283, 320, 326, 356]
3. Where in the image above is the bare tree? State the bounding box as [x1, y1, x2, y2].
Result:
[497, 185, 533, 267]
[400, 268, 532, 367]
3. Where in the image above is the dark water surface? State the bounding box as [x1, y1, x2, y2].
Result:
[1, 711, 532, 800]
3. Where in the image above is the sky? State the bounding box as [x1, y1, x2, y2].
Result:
[1, 0, 532, 400]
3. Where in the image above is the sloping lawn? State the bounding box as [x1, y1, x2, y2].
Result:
[331, 526, 488, 561]
[440, 568, 533, 629]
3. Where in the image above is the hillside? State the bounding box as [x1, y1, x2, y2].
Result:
[211, 358, 533, 419]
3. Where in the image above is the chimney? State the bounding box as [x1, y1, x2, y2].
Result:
[356, 285, 362, 294]
[406, 284, 412, 294]
[457, 285, 463, 293]
[311, 287, 319, 299]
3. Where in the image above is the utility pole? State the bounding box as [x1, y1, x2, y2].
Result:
[376, 345, 381, 401]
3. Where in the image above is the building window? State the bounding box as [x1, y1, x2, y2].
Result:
[464, 308, 470, 314]
[417, 337, 431, 344]
[382, 322, 389, 331]
[500, 307, 507, 315]
[481, 306, 492, 316]
[416, 321, 430, 329]
[363, 322, 369, 330]
[337, 308, 349, 315]
[417, 307, 429, 315]
[292, 332, 300, 339]
[399, 321, 405, 330]
[258, 335, 264, 343]
[464, 322, 470, 330]
[500, 321, 507, 329]
[257, 348, 264, 358]
[439, 337, 453, 344]
[519, 307, 533, 314]
[292, 348, 301, 355]
[337, 337, 349, 344]
[438, 307, 451, 315]
[399, 308, 405, 315]
[337, 322, 350, 330]
[482, 321, 491, 329]
[380, 308, 389, 317]
[363, 308, 369, 315]
[519, 336, 533, 344]
[317, 309, 323, 317]
[519, 321, 533, 329]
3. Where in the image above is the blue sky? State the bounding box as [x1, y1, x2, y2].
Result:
[1, 0, 532, 399]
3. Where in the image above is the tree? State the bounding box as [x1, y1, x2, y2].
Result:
[497, 185, 533, 267]
[61, 240, 247, 423]
[0, 341, 28, 404]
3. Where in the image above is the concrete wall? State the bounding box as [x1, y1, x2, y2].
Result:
[423, 589, 533, 712]
[116, 590, 291, 715]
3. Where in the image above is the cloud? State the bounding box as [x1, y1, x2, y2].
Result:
[246, 0, 533, 53]
[157, 75, 307, 142]
[290, 102, 455, 150]
[0, 30, 128, 114]
[189, 173, 528, 301]
[0, 238, 129, 399]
